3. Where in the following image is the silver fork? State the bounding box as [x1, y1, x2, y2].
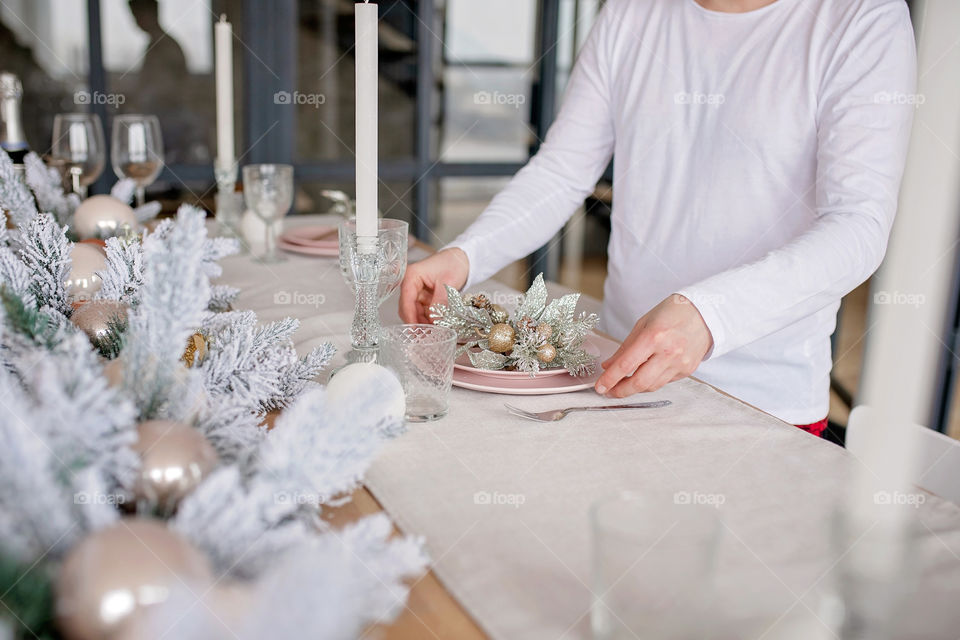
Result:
[504, 400, 672, 422]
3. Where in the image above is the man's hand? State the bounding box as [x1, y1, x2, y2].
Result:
[399, 248, 470, 324]
[595, 294, 713, 397]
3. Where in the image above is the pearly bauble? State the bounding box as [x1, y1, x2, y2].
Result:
[70, 299, 128, 345]
[326, 362, 406, 425]
[131, 420, 219, 512]
[56, 519, 213, 640]
[66, 243, 106, 302]
[72, 194, 137, 239]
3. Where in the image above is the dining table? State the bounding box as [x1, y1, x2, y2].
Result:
[216, 214, 960, 640]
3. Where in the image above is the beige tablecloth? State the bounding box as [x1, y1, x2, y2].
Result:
[218, 215, 960, 640]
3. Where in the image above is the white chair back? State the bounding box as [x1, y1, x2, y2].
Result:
[847, 405, 960, 505]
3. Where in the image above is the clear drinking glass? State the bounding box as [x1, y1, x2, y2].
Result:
[591, 492, 720, 640]
[379, 324, 457, 422]
[50, 113, 106, 198]
[338, 218, 408, 305]
[818, 503, 920, 640]
[111, 114, 164, 206]
[242, 163, 294, 263]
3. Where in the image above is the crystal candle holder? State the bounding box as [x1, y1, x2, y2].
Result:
[344, 237, 384, 364]
[213, 158, 242, 240]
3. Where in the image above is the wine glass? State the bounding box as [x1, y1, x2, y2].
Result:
[50, 113, 106, 198]
[111, 114, 164, 206]
[242, 164, 294, 263]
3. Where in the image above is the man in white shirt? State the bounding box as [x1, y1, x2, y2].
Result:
[399, 0, 917, 432]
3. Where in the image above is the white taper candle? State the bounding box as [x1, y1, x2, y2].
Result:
[355, 0, 379, 252]
[215, 14, 235, 168]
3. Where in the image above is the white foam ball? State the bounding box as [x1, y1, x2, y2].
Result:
[72, 194, 137, 239]
[326, 362, 406, 424]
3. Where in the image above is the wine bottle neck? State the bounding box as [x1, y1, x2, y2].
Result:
[0, 72, 28, 153]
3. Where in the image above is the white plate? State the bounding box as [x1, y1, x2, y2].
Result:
[451, 333, 617, 395]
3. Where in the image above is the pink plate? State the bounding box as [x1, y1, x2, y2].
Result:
[451, 333, 618, 395]
[455, 352, 569, 379]
[280, 225, 338, 248]
[278, 238, 338, 257]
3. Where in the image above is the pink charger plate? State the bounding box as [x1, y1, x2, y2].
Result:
[451, 333, 618, 395]
[280, 225, 339, 248]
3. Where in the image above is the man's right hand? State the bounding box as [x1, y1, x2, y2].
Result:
[399, 247, 470, 323]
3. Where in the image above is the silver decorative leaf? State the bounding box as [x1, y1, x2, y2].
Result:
[468, 349, 508, 370]
[514, 273, 548, 320]
[540, 293, 580, 326]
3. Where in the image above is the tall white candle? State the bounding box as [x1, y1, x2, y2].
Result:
[355, 0, 379, 251]
[215, 14, 235, 168]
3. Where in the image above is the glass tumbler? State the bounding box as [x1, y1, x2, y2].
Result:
[591, 492, 721, 640]
[379, 324, 457, 422]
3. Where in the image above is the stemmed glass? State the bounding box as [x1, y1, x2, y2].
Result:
[242, 164, 294, 263]
[111, 114, 164, 206]
[338, 218, 408, 305]
[50, 113, 106, 198]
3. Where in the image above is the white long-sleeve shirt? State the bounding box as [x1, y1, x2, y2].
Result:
[446, 0, 916, 424]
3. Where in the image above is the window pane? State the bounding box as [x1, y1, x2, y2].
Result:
[101, 0, 245, 170]
[0, 0, 89, 155]
[295, 0, 416, 162]
[436, 0, 538, 163]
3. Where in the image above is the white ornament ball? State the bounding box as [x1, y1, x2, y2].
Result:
[72, 194, 137, 240]
[66, 243, 107, 302]
[241, 208, 267, 252]
[326, 362, 406, 424]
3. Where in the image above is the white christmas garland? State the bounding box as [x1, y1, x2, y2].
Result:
[0, 150, 426, 638]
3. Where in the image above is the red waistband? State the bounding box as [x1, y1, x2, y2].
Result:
[795, 418, 828, 437]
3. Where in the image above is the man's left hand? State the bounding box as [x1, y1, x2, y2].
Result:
[595, 294, 713, 398]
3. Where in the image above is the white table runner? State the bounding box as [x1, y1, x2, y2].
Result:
[218, 215, 960, 640]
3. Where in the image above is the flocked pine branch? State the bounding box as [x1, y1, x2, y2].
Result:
[24, 152, 80, 226]
[0, 149, 37, 229]
[199, 312, 334, 412]
[110, 177, 136, 203]
[120, 205, 211, 420]
[134, 200, 162, 223]
[17, 213, 71, 317]
[0, 363, 124, 564]
[151, 515, 427, 640]
[96, 234, 145, 304]
[208, 284, 240, 312]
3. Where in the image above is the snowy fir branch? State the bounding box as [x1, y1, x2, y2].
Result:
[0, 149, 37, 229]
[23, 152, 79, 226]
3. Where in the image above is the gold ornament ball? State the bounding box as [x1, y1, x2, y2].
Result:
[70, 300, 128, 344]
[487, 322, 516, 353]
[536, 322, 553, 340]
[489, 304, 509, 324]
[131, 420, 219, 512]
[56, 519, 213, 640]
[72, 194, 137, 240]
[182, 332, 207, 367]
[66, 243, 107, 303]
[537, 343, 558, 364]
